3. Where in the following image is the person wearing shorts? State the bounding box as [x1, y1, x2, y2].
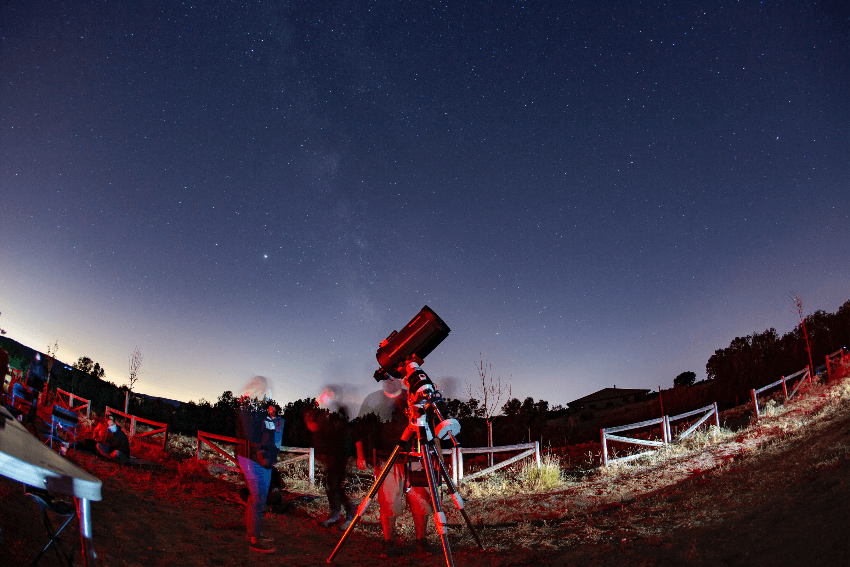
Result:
[356, 376, 433, 555]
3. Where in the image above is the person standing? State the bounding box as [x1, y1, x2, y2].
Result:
[355, 375, 433, 556]
[0, 348, 8, 388]
[304, 405, 355, 528]
[236, 377, 283, 554]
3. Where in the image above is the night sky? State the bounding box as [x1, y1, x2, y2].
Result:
[1, 1, 847, 411]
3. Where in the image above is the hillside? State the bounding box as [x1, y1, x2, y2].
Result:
[1, 373, 847, 566]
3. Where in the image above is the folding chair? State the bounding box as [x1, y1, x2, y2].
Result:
[10, 381, 36, 413]
[24, 485, 79, 566]
[45, 404, 80, 455]
[8, 382, 40, 428]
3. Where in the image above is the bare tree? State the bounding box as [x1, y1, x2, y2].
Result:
[42, 340, 58, 405]
[466, 356, 511, 467]
[790, 291, 814, 382]
[126, 346, 143, 414]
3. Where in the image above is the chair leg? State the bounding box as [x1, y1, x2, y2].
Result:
[28, 503, 77, 566]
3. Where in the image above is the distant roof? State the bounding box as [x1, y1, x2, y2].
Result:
[136, 392, 182, 408]
[568, 387, 651, 406]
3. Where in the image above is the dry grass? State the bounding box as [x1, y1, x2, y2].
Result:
[303, 369, 850, 528]
[110, 366, 850, 534]
[459, 452, 566, 499]
[448, 371, 850, 531]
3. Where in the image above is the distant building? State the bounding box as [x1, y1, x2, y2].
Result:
[567, 386, 651, 412]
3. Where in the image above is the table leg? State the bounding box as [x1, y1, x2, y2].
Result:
[76, 497, 97, 567]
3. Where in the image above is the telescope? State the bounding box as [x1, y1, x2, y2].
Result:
[374, 305, 450, 380]
[330, 305, 484, 567]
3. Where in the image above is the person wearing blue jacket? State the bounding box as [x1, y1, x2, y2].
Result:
[236, 377, 283, 554]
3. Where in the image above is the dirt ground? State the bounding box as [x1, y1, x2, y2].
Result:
[2, 385, 848, 567]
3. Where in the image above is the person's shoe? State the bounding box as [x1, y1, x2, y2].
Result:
[379, 539, 402, 557]
[338, 514, 356, 531]
[246, 535, 274, 543]
[271, 500, 292, 514]
[415, 538, 431, 555]
[320, 513, 341, 527]
[249, 538, 276, 553]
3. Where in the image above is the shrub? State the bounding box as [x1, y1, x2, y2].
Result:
[176, 457, 215, 482]
[130, 437, 168, 462]
[517, 453, 563, 491]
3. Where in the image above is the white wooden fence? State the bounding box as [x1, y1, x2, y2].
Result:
[55, 388, 91, 418]
[825, 347, 849, 381]
[105, 406, 169, 449]
[601, 416, 669, 467]
[668, 403, 720, 442]
[196, 429, 315, 484]
[278, 447, 316, 485]
[373, 442, 541, 486]
[452, 442, 540, 484]
[601, 403, 720, 467]
[750, 367, 810, 419]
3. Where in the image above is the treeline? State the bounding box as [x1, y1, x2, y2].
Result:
[1, 331, 559, 446]
[147, 392, 556, 451]
[1, 337, 130, 416]
[704, 299, 849, 409]
[3, 298, 847, 449]
[583, 299, 850, 443]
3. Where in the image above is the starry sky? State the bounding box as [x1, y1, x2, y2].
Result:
[1, 1, 848, 412]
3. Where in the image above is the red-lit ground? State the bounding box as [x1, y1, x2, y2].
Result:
[2, 383, 848, 567]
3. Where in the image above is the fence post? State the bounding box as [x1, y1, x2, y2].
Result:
[457, 448, 464, 483]
[451, 447, 458, 486]
[601, 429, 608, 467]
[308, 448, 315, 485]
[751, 388, 759, 420]
[781, 376, 788, 400]
[713, 402, 720, 428]
[534, 441, 541, 468]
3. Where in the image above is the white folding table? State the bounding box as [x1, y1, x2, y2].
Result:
[0, 405, 101, 566]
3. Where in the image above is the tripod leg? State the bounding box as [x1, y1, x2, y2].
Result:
[433, 449, 485, 550]
[421, 442, 454, 567]
[327, 440, 408, 563]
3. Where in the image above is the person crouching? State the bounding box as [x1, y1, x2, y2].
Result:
[96, 414, 131, 461]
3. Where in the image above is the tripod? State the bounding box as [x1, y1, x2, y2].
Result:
[328, 388, 484, 566]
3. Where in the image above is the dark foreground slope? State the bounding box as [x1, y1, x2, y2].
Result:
[1, 389, 848, 567]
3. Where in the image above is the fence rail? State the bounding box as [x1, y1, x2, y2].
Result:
[600, 403, 722, 467]
[55, 389, 91, 419]
[196, 430, 315, 484]
[372, 442, 540, 486]
[105, 406, 169, 449]
[8, 368, 22, 384]
[601, 416, 669, 467]
[750, 368, 810, 420]
[278, 447, 316, 485]
[454, 442, 540, 484]
[197, 431, 246, 468]
[669, 403, 720, 441]
[826, 347, 849, 381]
